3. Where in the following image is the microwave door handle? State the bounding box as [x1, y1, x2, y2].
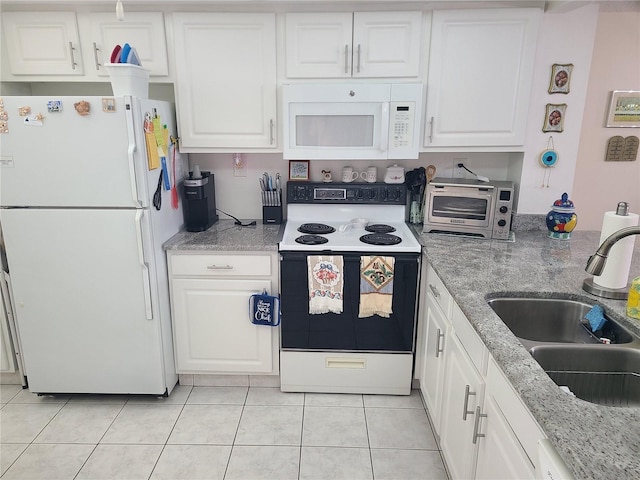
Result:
[380, 102, 389, 152]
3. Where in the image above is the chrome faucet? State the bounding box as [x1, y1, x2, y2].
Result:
[583, 225, 640, 299]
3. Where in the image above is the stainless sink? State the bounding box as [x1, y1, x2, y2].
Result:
[486, 295, 640, 407]
[530, 345, 640, 407]
[486, 297, 634, 345]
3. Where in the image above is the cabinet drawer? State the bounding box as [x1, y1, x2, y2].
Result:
[451, 302, 487, 375]
[425, 264, 452, 316]
[170, 253, 272, 277]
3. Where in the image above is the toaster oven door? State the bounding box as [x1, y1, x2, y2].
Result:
[426, 189, 495, 230]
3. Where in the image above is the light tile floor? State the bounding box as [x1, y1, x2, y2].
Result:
[0, 384, 449, 480]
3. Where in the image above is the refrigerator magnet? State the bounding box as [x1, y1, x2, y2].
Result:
[0, 121, 7, 133]
[74, 101, 90, 116]
[23, 114, 44, 127]
[47, 101, 62, 113]
[102, 98, 116, 112]
[18, 106, 31, 116]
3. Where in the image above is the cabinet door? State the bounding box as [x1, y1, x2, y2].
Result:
[2, 12, 84, 75]
[425, 8, 541, 147]
[475, 394, 536, 480]
[352, 11, 422, 78]
[88, 12, 168, 77]
[440, 333, 485, 480]
[285, 12, 353, 79]
[173, 13, 277, 150]
[171, 277, 274, 373]
[419, 291, 450, 434]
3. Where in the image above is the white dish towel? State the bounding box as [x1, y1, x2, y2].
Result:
[308, 255, 344, 314]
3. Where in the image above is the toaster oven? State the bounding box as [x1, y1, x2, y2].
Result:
[422, 177, 514, 239]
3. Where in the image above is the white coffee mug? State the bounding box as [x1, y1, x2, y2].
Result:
[360, 166, 377, 183]
[342, 166, 359, 183]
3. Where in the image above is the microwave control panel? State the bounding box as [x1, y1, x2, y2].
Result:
[390, 102, 415, 148]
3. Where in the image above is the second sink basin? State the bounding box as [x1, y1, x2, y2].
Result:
[530, 345, 640, 407]
[486, 297, 634, 344]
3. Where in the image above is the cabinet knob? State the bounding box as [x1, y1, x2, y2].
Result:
[93, 42, 101, 70]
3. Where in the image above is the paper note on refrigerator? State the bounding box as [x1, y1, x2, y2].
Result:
[145, 132, 160, 170]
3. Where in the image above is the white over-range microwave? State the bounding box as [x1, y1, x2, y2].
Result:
[282, 83, 423, 160]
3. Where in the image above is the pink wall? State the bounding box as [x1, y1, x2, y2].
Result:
[572, 4, 640, 231]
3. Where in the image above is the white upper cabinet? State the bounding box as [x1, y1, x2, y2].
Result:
[172, 12, 277, 151]
[1, 11, 169, 79]
[424, 8, 542, 148]
[87, 13, 169, 77]
[2, 12, 84, 75]
[285, 11, 422, 78]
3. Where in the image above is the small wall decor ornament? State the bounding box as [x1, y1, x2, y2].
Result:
[542, 104, 566, 133]
[539, 136, 558, 187]
[548, 64, 573, 94]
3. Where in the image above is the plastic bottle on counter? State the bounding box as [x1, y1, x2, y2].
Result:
[628, 276, 640, 319]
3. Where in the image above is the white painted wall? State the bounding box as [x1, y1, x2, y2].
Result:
[517, 2, 599, 214]
[571, 4, 640, 231]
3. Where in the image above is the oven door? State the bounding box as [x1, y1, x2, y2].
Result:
[279, 251, 419, 352]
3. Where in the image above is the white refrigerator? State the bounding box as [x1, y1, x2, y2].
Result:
[0, 96, 187, 395]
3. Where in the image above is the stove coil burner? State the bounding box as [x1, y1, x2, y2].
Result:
[298, 223, 336, 235]
[360, 233, 402, 246]
[365, 224, 396, 234]
[295, 235, 329, 245]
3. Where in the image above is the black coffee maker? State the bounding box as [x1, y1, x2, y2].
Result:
[183, 170, 218, 232]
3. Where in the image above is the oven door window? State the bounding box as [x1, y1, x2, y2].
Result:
[430, 194, 492, 226]
[279, 253, 418, 352]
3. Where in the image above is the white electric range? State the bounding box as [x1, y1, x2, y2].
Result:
[278, 182, 421, 395]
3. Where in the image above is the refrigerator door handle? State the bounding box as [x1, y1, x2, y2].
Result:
[135, 210, 153, 320]
[125, 99, 143, 208]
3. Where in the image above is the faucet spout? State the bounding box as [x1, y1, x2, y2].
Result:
[583, 226, 640, 299]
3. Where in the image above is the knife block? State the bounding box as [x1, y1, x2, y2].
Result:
[263, 206, 283, 225]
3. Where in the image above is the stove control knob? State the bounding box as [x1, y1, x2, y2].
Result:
[380, 189, 388, 200]
[355, 189, 363, 199]
[498, 219, 507, 227]
[499, 206, 508, 214]
[368, 189, 376, 200]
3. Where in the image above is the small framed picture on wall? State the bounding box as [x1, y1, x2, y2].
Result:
[548, 64, 573, 94]
[542, 104, 567, 133]
[289, 160, 310, 181]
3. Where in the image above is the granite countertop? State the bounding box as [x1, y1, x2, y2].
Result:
[164, 219, 283, 251]
[418, 229, 640, 480]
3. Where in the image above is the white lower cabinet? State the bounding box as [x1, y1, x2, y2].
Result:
[475, 394, 535, 480]
[439, 332, 485, 480]
[168, 252, 279, 374]
[419, 263, 546, 480]
[417, 262, 452, 434]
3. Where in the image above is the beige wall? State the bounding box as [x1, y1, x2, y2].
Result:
[572, 3, 640, 231]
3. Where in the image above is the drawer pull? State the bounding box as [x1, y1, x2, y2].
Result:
[206, 265, 234, 270]
[472, 405, 487, 444]
[429, 283, 440, 298]
[435, 328, 445, 358]
[462, 384, 476, 421]
[326, 358, 365, 369]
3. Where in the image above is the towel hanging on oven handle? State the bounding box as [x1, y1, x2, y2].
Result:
[249, 289, 281, 326]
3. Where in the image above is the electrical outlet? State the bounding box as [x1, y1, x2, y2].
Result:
[233, 153, 247, 177]
[453, 158, 467, 178]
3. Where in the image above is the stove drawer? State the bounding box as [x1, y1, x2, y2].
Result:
[170, 253, 272, 277]
[280, 351, 413, 395]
